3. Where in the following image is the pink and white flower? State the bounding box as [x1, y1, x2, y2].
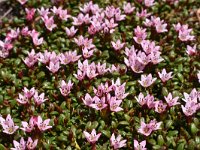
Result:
[83, 129, 101, 144]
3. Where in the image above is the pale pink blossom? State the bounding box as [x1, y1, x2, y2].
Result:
[0, 114, 19, 134]
[65, 26, 78, 37]
[37, 7, 50, 17]
[149, 51, 164, 64]
[26, 137, 38, 150]
[138, 74, 157, 88]
[105, 6, 116, 18]
[21, 117, 35, 132]
[96, 63, 109, 75]
[154, 100, 167, 113]
[115, 8, 126, 21]
[82, 93, 94, 106]
[83, 129, 101, 144]
[133, 26, 147, 44]
[42, 15, 57, 31]
[145, 94, 155, 109]
[164, 93, 180, 107]
[23, 87, 35, 99]
[25, 8, 36, 21]
[111, 40, 125, 51]
[138, 120, 161, 136]
[109, 96, 123, 112]
[90, 96, 107, 110]
[23, 49, 38, 68]
[82, 48, 94, 59]
[158, 68, 173, 82]
[135, 93, 146, 106]
[186, 45, 197, 56]
[134, 139, 147, 150]
[110, 133, 127, 149]
[72, 13, 85, 26]
[7, 28, 20, 40]
[36, 116, 52, 131]
[136, 9, 151, 18]
[16, 93, 29, 104]
[123, 2, 135, 14]
[33, 91, 47, 105]
[181, 101, 198, 116]
[46, 61, 60, 73]
[144, 0, 155, 7]
[17, 0, 28, 5]
[58, 9, 70, 21]
[21, 27, 30, 36]
[59, 80, 73, 97]
[74, 70, 85, 81]
[11, 137, 26, 150]
[37, 50, 51, 64]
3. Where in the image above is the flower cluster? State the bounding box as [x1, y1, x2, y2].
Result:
[82, 78, 128, 112]
[181, 88, 200, 116]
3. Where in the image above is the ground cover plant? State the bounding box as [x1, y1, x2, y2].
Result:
[0, 0, 200, 149]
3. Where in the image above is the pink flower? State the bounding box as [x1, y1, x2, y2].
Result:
[115, 84, 129, 100]
[0, 114, 19, 134]
[7, 28, 20, 40]
[181, 101, 198, 116]
[186, 45, 197, 56]
[32, 36, 44, 46]
[82, 48, 94, 59]
[164, 93, 180, 107]
[51, 6, 62, 15]
[16, 93, 29, 104]
[23, 49, 38, 68]
[79, 1, 93, 13]
[21, 117, 35, 132]
[144, 0, 155, 7]
[149, 119, 162, 131]
[59, 80, 73, 97]
[86, 66, 98, 79]
[136, 9, 151, 18]
[96, 62, 109, 75]
[26, 137, 38, 150]
[135, 93, 146, 106]
[154, 100, 167, 113]
[111, 40, 125, 51]
[17, 0, 28, 5]
[158, 68, 173, 82]
[90, 96, 107, 110]
[109, 96, 123, 112]
[110, 133, 127, 149]
[58, 9, 70, 21]
[11, 137, 26, 150]
[37, 7, 50, 17]
[137, 51, 151, 65]
[37, 50, 51, 64]
[42, 15, 57, 31]
[23, 87, 35, 99]
[103, 18, 118, 33]
[74, 70, 85, 81]
[25, 8, 36, 21]
[123, 2, 135, 14]
[115, 8, 126, 21]
[138, 120, 161, 136]
[133, 26, 147, 44]
[134, 139, 147, 150]
[72, 13, 85, 26]
[82, 93, 94, 106]
[105, 6, 116, 18]
[36, 116, 52, 131]
[141, 40, 160, 54]
[65, 26, 78, 37]
[46, 61, 60, 73]
[149, 51, 164, 64]
[33, 91, 47, 105]
[21, 27, 30, 36]
[174, 24, 195, 41]
[146, 94, 155, 109]
[138, 74, 157, 88]
[83, 129, 101, 144]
